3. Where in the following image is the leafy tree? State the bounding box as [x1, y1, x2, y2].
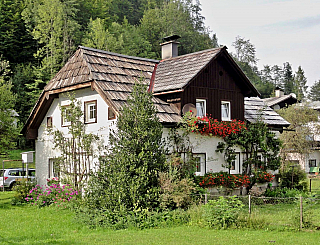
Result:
[0, 57, 19, 153]
[23, 0, 80, 79]
[309, 80, 320, 101]
[293, 66, 308, 101]
[47, 94, 101, 190]
[278, 104, 320, 157]
[216, 119, 281, 178]
[282, 62, 294, 95]
[86, 82, 166, 213]
[232, 36, 258, 66]
[140, 0, 217, 59]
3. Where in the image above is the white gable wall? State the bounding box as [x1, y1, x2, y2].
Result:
[35, 88, 115, 186]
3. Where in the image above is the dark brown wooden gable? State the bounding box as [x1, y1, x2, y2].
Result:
[156, 54, 248, 121]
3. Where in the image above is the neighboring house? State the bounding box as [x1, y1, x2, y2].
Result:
[22, 36, 289, 186]
[285, 101, 320, 174]
[262, 88, 298, 110]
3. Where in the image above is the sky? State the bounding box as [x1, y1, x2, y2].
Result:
[200, 0, 320, 88]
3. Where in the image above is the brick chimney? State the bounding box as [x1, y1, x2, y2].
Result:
[160, 35, 181, 59]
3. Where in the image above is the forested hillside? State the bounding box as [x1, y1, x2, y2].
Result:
[0, 0, 217, 125]
[0, 0, 315, 134]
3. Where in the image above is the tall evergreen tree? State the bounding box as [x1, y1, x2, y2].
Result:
[309, 80, 320, 101]
[282, 62, 294, 95]
[293, 66, 308, 101]
[0, 0, 36, 66]
[0, 57, 19, 153]
[86, 82, 166, 213]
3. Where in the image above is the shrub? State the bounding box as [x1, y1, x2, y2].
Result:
[12, 179, 36, 205]
[202, 196, 244, 229]
[158, 166, 197, 210]
[75, 207, 190, 230]
[255, 171, 274, 183]
[197, 172, 250, 189]
[280, 164, 307, 190]
[26, 183, 80, 207]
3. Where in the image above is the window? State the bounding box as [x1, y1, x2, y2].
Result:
[196, 99, 206, 117]
[194, 153, 206, 176]
[108, 107, 116, 120]
[85, 100, 97, 123]
[61, 105, 71, 127]
[49, 158, 60, 179]
[309, 159, 317, 168]
[230, 153, 241, 174]
[47, 117, 52, 128]
[221, 101, 231, 121]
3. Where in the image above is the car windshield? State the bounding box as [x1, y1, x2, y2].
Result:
[0, 170, 4, 177]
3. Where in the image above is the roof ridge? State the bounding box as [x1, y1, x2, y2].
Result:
[160, 46, 226, 62]
[78, 46, 160, 63]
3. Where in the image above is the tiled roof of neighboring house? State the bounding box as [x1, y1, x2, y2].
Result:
[262, 93, 297, 107]
[43, 46, 181, 123]
[153, 47, 223, 93]
[244, 97, 290, 127]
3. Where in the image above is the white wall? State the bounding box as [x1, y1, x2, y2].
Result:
[35, 88, 116, 186]
[162, 128, 244, 175]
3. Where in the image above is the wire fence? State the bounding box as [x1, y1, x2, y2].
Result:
[200, 194, 320, 230]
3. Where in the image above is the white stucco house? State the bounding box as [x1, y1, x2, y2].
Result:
[22, 36, 289, 187]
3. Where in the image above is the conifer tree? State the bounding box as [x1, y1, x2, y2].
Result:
[87, 82, 166, 213]
[309, 80, 320, 101]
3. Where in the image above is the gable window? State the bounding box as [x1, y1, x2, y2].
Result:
[221, 101, 231, 121]
[196, 99, 206, 117]
[108, 107, 116, 120]
[47, 117, 53, 128]
[85, 100, 97, 123]
[194, 153, 206, 176]
[61, 105, 71, 127]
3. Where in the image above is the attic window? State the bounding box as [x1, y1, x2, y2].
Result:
[108, 107, 116, 120]
[221, 101, 231, 121]
[47, 117, 53, 128]
[61, 105, 71, 127]
[85, 100, 97, 124]
[196, 99, 206, 117]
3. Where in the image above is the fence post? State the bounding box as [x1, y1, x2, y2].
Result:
[310, 178, 312, 192]
[300, 196, 303, 230]
[248, 195, 251, 214]
[204, 194, 207, 204]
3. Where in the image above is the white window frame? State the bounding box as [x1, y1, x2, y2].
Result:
[230, 152, 241, 174]
[61, 105, 71, 127]
[194, 153, 206, 176]
[49, 158, 60, 179]
[221, 101, 231, 121]
[85, 100, 97, 124]
[196, 99, 206, 117]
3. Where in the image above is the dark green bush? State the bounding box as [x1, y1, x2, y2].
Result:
[279, 163, 307, 190]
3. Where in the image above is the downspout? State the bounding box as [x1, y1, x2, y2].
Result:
[148, 63, 158, 93]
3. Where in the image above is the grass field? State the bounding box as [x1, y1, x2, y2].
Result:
[1, 192, 320, 245]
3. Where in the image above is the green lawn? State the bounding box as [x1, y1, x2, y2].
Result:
[1, 192, 320, 245]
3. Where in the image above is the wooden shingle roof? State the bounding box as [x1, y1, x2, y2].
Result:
[153, 47, 223, 93]
[244, 97, 290, 127]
